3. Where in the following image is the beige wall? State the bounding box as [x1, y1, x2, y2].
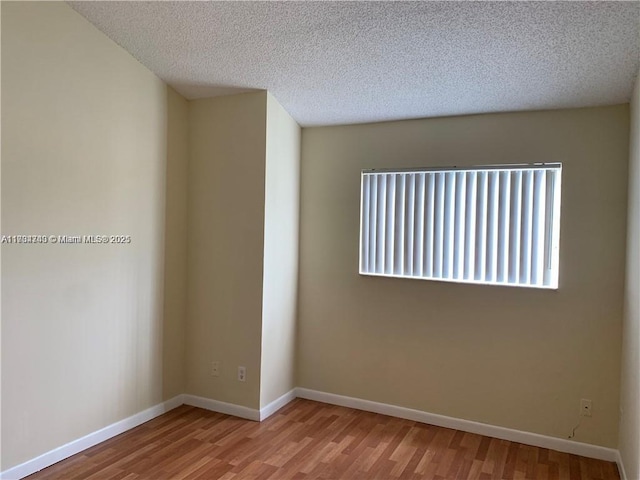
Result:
[298, 105, 628, 448]
[619, 73, 640, 479]
[186, 92, 267, 409]
[1, 0, 634, 470]
[186, 92, 301, 410]
[163, 88, 189, 400]
[1, 1, 187, 470]
[0, 1, 4, 467]
[260, 94, 301, 408]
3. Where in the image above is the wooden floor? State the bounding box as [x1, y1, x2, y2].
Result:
[27, 399, 620, 480]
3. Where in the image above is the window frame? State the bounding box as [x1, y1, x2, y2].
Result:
[358, 163, 562, 289]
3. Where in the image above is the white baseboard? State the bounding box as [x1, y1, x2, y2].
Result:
[1, 388, 622, 480]
[182, 394, 260, 421]
[0, 390, 296, 480]
[181, 390, 296, 422]
[0, 395, 183, 480]
[616, 450, 628, 480]
[295, 387, 618, 463]
[260, 389, 296, 421]
[163, 394, 185, 412]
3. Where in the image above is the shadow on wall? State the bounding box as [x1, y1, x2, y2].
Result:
[162, 87, 189, 401]
[170, 83, 261, 100]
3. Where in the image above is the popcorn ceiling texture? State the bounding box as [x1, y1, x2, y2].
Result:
[68, 1, 639, 127]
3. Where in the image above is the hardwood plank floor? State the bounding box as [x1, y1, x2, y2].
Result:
[26, 399, 620, 480]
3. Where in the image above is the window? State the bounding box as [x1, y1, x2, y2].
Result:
[359, 164, 562, 289]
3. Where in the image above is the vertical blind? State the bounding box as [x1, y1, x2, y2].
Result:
[359, 164, 562, 289]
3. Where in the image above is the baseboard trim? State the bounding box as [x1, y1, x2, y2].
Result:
[616, 450, 628, 480]
[182, 394, 260, 421]
[295, 387, 618, 463]
[1, 391, 294, 480]
[0, 395, 183, 480]
[260, 389, 296, 421]
[2, 388, 622, 479]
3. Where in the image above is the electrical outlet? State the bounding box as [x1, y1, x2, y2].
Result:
[580, 399, 592, 417]
[211, 361, 220, 377]
[238, 366, 246, 382]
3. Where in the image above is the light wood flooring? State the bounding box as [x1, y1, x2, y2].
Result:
[26, 399, 620, 480]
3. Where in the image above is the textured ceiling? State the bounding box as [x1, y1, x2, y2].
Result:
[68, 1, 640, 127]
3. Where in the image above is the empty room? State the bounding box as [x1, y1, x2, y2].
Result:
[1, 1, 639, 479]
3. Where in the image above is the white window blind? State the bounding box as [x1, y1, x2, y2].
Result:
[359, 164, 562, 289]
